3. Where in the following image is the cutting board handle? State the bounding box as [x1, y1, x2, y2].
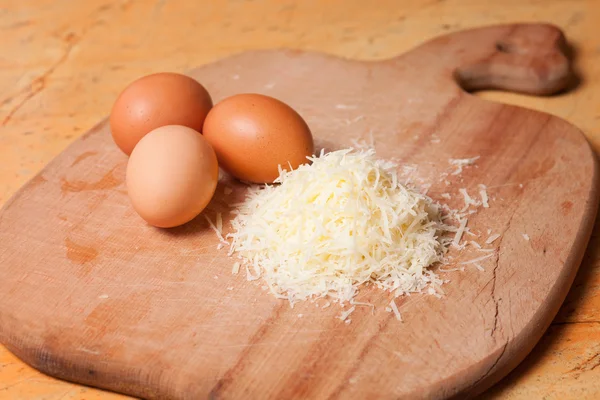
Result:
[411, 23, 572, 95]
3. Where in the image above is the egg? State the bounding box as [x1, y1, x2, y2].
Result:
[110, 72, 213, 155]
[126, 125, 218, 228]
[202, 93, 314, 184]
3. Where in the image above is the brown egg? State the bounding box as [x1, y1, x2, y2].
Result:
[202, 93, 314, 184]
[110, 72, 213, 155]
[126, 125, 218, 228]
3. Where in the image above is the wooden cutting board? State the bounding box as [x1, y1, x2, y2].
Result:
[0, 23, 597, 400]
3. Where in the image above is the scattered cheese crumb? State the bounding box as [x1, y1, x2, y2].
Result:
[400, 164, 418, 177]
[351, 300, 376, 315]
[232, 262, 240, 274]
[349, 131, 375, 150]
[98, 294, 109, 299]
[204, 215, 228, 244]
[522, 233, 530, 241]
[485, 233, 501, 244]
[389, 299, 403, 321]
[439, 266, 464, 272]
[298, 314, 303, 318]
[344, 115, 364, 125]
[335, 104, 357, 110]
[245, 264, 260, 281]
[339, 306, 356, 321]
[227, 286, 234, 291]
[453, 218, 468, 247]
[420, 183, 432, 195]
[459, 188, 480, 211]
[470, 240, 482, 249]
[449, 156, 480, 175]
[459, 253, 494, 265]
[216, 213, 223, 235]
[465, 227, 477, 236]
[478, 184, 489, 208]
[441, 193, 451, 199]
[519, 183, 524, 188]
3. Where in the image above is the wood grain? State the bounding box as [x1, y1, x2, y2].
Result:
[2, 1, 600, 399]
[0, 23, 597, 399]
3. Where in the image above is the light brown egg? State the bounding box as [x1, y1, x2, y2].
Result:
[202, 93, 314, 184]
[110, 72, 213, 155]
[126, 125, 218, 228]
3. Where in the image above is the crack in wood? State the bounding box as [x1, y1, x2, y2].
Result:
[483, 342, 508, 379]
[488, 205, 519, 337]
[567, 352, 600, 375]
[464, 203, 520, 395]
[1, 40, 78, 127]
[490, 258, 500, 337]
[0, 1, 115, 127]
[464, 341, 508, 396]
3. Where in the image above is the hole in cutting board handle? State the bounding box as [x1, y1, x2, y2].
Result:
[454, 25, 580, 96]
[494, 41, 511, 53]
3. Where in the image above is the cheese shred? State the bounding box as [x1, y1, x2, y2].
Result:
[228, 149, 447, 305]
[204, 214, 227, 244]
[339, 306, 356, 321]
[389, 299, 403, 321]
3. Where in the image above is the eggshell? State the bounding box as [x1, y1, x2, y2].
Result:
[126, 125, 218, 228]
[202, 93, 314, 184]
[110, 72, 213, 155]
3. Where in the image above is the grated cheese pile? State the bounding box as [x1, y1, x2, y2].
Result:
[227, 149, 447, 305]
